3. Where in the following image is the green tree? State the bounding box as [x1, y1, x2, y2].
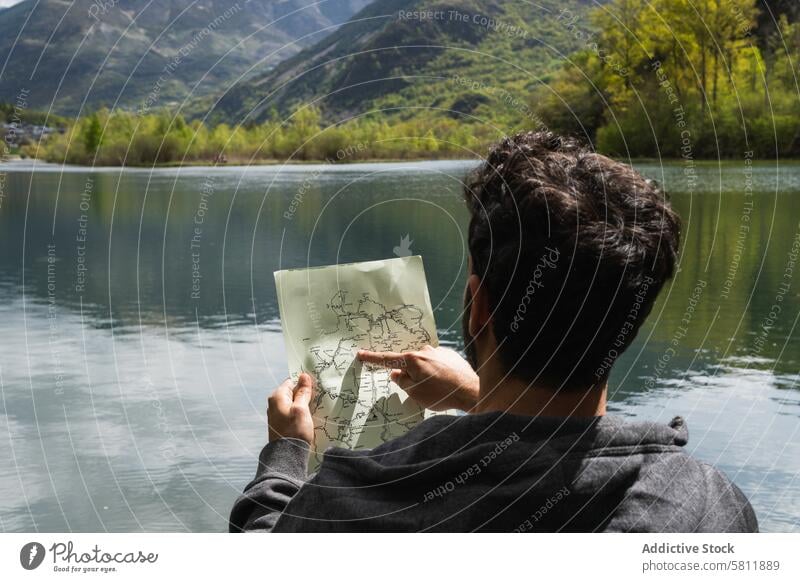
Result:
[82, 113, 103, 156]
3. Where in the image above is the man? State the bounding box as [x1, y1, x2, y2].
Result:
[230, 132, 758, 532]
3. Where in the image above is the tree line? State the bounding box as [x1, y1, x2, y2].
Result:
[26, 107, 494, 166]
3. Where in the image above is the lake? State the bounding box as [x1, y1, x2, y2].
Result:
[0, 159, 798, 532]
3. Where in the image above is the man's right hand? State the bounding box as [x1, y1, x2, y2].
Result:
[357, 346, 479, 412]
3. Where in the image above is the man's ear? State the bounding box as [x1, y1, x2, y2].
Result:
[468, 273, 492, 339]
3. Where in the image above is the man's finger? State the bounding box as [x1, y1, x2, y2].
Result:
[390, 369, 413, 390]
[293, 373, 314, 407]
[357, 350, 409, 369]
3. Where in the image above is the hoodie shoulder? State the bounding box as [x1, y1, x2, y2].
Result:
[696, 463, 759, 532]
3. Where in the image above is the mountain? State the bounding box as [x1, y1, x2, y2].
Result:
[0, 0, 373, 115]
[198, 0, 602, 126]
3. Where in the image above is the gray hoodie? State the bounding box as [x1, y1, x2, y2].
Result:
[229, 412, 758, 532]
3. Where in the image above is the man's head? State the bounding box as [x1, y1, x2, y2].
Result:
[462, 132, 680, 389]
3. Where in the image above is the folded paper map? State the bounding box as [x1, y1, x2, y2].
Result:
[274, 256, 442, 470]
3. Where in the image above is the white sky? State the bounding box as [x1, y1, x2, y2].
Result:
[0, 0, 24, 7]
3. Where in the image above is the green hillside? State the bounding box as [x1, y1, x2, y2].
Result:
[200, 0, 603, 129]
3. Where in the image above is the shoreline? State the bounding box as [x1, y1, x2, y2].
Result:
[0, 155, 473, 169]
[1, 156, 797, 171]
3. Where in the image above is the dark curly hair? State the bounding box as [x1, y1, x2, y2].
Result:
[464, 131, 681, 387]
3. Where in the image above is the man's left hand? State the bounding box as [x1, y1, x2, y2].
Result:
[267, 373, 315, 445]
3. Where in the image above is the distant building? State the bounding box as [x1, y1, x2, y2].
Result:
[1, 121, 60, 147]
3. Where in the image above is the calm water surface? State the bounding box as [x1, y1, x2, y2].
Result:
[0, 159, 798, 532]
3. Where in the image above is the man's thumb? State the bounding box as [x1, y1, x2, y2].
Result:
[293, 373, 314, 406]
